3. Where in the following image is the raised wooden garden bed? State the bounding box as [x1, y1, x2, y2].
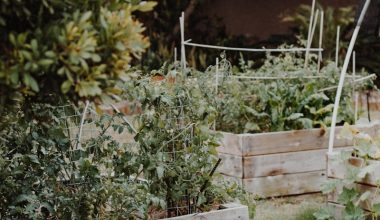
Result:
[327, 151, 380, 216]
[217, 123, 380, 197]
[162, 203, 249, 220]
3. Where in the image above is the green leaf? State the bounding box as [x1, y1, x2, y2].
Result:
[357, 163, 379, 179]
[286, 113, 304, 121]
[343, 202, 365, 220]
[372, 203, 380, 216]
[156, 166, 164, 179]
[61, 80, 72, 94]
[76, 80, 102, 97]
[38, 59, 54, 67]
[338, 187, 359, 205]
[80, 11, 92, 23]
[9, 33, 16, 45]
[313, 206, 335, 220]
[23, 73, 39, 92]
[321, 179, 340, 194]
[10, 71, 19, 84]
[132, 1, 157, 12]
[244, 122, 260, 133]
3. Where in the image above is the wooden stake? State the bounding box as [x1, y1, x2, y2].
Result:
[304, 0, 316, 68]
[180, 12, 186, 70]
[335, 26, 341, 68]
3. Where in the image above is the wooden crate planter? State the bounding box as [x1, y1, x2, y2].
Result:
[327, 152, 380, 216]
[217, 123, 380, 197]
[162, 203, 249, 220]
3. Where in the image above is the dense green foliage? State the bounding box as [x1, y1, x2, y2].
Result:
[191, 51, 369, 134]
[0, 0, 155, 105]
[126, 73, 228, 217]
[0, 103, 155, 219]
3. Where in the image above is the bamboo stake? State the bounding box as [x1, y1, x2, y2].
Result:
[328, 0, 372, 153]
[183, 41, 323, 53]
[174, 47, 177, 63]
[305, 9, 320, 68]
[110, 104, 138, 134]
[180, 12, 186, 70]
[318, 74, 376, 92]
[317, 11, 324, 74]
[335, 26, 341, 68]
[215, 58, 219, 94]
[304, 0, 316, 68]
[77, 100, 90, 149]
[213, 58, 219, 131]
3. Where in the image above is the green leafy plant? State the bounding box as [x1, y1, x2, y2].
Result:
[0, 0, 155, 105]
[192, 50, 370, 134]
[0, 102, 155, 219]
[126, 75, 224, 217]
[315, 123, 380, 220]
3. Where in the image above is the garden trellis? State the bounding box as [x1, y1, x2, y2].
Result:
[175, 0, 378, 198]
[178, 0, 376, 135]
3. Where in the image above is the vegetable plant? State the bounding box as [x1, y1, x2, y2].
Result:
[315, 123, 380, 220]
[193, 51, 370, 134]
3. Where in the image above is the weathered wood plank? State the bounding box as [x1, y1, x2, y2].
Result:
[242, 171, 326, 197]
[240, 123, 380, 156]
[217, 132, 242, 155]
[218, 153, 243, 178]
[243, 149, 329, 178]
[327, 153, 380, 187]
[163, 203, 249, 220]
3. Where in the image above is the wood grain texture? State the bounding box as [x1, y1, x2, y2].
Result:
[218, 153, 243, 178]
[243, 149, 329, 178]
[239, 123, 379, 156]
[163, 203, 249, 220]
[327, 153, 380, 187]
[242, 171, 326, 197]
[217, 132, 242, 155]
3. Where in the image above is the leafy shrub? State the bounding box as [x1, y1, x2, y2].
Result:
[126, 75, 223, 217]
[0, 0, 156, 104]
[0, 103, 155, 219]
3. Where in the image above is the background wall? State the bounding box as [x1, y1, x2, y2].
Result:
[202, 0, 359, 40]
